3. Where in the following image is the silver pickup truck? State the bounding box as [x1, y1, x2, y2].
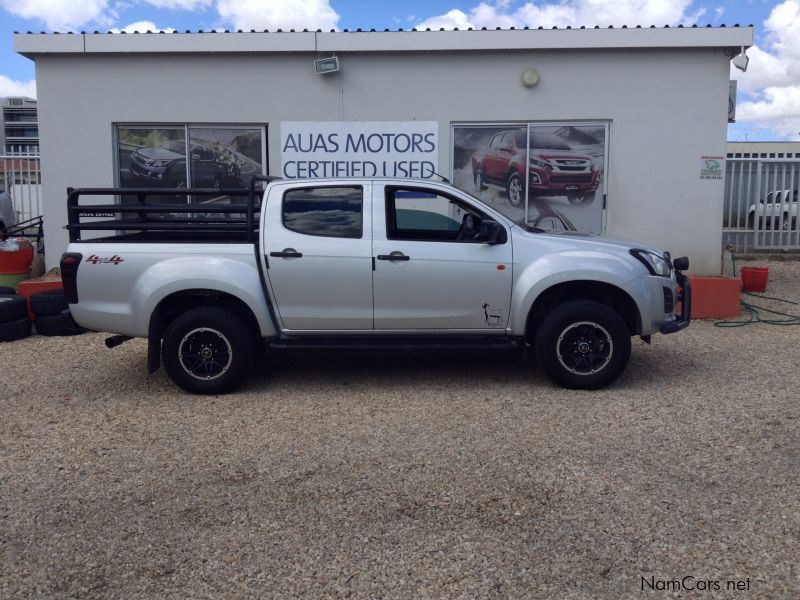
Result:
[61, 177, 690, 394]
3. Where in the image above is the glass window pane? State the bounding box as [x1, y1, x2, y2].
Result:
[394, 190, 462, 231]
[188, 127, 264, 188]
[283, 186, 362, 238]
[119, 127, 186, 188]
[389, 188, 486, 241]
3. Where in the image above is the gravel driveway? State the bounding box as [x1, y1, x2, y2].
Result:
[1, 260, 799, 598]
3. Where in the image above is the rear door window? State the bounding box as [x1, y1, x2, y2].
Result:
[282, 186, 363, 238]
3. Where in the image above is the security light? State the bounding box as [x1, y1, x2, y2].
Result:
[732, 47, 749, 72]
[314, 56, 340, 75]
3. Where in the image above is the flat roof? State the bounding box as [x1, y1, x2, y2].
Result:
[15, 26, 754, 57]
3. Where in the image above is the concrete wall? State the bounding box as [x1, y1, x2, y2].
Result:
[35, 46, 730, 272]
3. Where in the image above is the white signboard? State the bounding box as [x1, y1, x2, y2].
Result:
[281, 121, 438, 179]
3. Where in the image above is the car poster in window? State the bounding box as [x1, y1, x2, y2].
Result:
[118, 127, 186, 189]
[187, 127, 264, 188]
[117, 126, 266, 190]
[451, 123, 607, 234]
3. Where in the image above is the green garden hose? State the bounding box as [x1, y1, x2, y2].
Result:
[714, 250, 800, 327]
[715, 291, 800, 327]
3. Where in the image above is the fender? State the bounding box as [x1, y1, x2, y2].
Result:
[133, 256, 277, 338]
[508, 250, 648, 335]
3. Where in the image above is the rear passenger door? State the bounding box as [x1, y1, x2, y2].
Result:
[263, 183, 373, 331]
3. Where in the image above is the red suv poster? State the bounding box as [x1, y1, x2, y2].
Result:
[452, 123, 606, 234]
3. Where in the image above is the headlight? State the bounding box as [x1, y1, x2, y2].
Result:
[630, 249, 672, 277]
[529, 156, 551, 169]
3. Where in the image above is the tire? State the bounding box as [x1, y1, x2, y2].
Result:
[0, 317, 31, 342]
[474, 168, 487, 191]
[35, 310, 87, 336]
[0, 286, 16, 295]
[567, 190, 596, 206]
[0, 294, 27, 323]
[30, 289, 68, 317]
[506, 171, 523, 207]
[162, 306, 254, 394]
[535, 300, 632, 390]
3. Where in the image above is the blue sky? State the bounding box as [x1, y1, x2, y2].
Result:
[0, 1, 796, 140]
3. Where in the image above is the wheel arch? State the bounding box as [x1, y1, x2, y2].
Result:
[147, 289, 262, 374]
[525, 280, 642, 342]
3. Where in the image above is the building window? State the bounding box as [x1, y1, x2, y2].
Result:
[116, 124, 267, 190]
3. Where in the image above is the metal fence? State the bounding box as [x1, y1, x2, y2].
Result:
[1, 147, 42, 223]
[724, 158, 800, 252]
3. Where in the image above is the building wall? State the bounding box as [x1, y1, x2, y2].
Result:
[36, 47, 729, 272]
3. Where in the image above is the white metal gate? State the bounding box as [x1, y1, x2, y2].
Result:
[1, 146, 42, 223]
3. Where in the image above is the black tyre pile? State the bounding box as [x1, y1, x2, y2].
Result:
[0, 288, 86, 342]
[31, 290, 86, 337]
[0, 291, 31, 342]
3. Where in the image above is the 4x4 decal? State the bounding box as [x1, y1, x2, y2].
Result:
[86, 254, 124, 265]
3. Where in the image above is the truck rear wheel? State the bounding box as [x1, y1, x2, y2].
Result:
[162, 307, 254, 394]
[535, 300, 631, 390]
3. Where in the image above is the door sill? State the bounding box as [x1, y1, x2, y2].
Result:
[268, 335, 522, 352]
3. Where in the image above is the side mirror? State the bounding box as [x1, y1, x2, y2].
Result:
[477, 219, 506, 245]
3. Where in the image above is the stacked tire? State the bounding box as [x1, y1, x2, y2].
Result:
[0, 287, 32, 342]
[30, 289, 86, 336]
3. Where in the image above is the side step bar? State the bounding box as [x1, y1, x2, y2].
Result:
[268, 336, 523, 352]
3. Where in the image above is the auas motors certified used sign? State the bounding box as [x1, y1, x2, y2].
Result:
[281, 121, 438, 179]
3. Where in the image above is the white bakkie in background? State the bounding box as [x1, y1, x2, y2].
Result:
[61, 177, 691, 394]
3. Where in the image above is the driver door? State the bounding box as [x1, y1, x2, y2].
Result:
[372, 184, 513, 330]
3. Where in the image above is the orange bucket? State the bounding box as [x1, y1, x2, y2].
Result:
[740, 267, 768, 293]
[0, 243, 34, 275]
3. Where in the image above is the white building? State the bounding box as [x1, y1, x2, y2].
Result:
[15, 26, 752, 273]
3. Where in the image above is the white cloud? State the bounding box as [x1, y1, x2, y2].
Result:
[216, 0, 339, 31]
[109, 21, 175, 33]
[0, 75, 36, 99]
[738, 86, 800, 139]
[141, 0, 212, 9]
[732, 1, 800, 139]
[416, 0, 698, 30]
[0, 0, 111, 31]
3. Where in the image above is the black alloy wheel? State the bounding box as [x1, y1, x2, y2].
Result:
[535, 300, 631, 390]
[162, 306, 253, 394]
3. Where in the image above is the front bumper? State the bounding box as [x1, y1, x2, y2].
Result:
[660, 271, 691, 334]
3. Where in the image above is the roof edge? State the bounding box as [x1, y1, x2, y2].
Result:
[14, 27, 755, 58]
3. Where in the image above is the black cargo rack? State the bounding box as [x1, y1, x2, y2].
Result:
[66, 176, 280, 243]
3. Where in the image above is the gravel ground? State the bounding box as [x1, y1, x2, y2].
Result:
[1, 259, 799, 598]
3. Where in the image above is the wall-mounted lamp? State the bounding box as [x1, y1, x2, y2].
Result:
[314, 56, 340, 75]
[731, 47, 749, 72]
[521, 68, 540, 88]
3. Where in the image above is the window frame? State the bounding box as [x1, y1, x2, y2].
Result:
[281, 184, 365, 239]
[113, 123, 269, 189]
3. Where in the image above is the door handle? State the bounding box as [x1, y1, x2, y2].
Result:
[377, 252, 410, 261]
[270, 248, 303, 258]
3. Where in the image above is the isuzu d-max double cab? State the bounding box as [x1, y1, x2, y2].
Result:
[62, 177, 690, 394]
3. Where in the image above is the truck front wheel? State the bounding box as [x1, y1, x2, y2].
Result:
[535, 300, 631, 390]
[163, 306, 254, 394]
